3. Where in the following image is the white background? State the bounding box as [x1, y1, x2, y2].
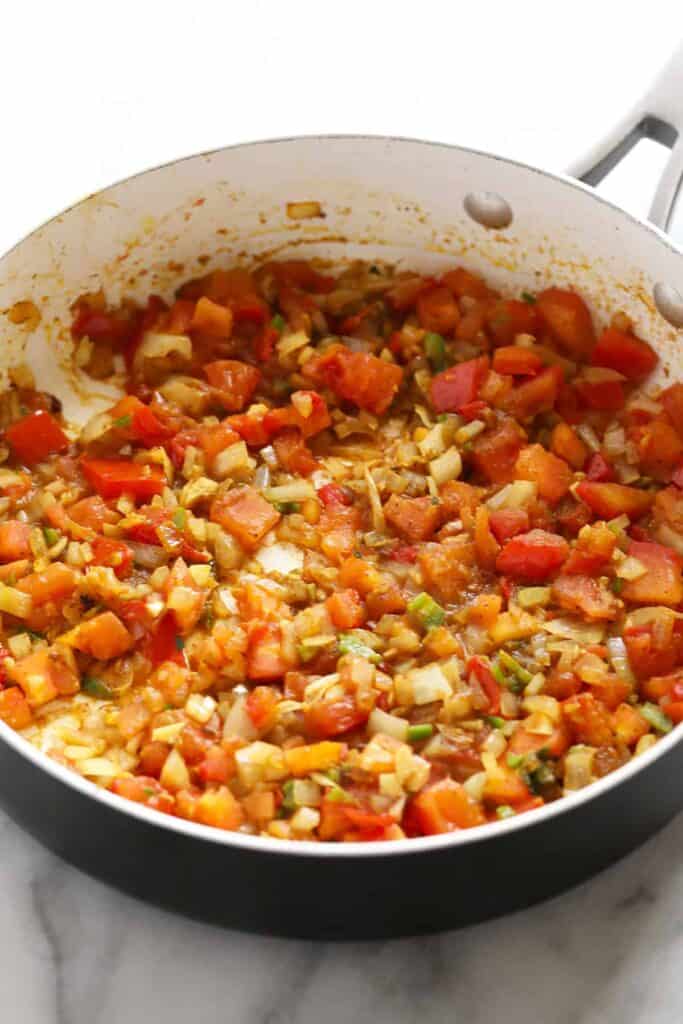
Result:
[1, 0, 683, 251]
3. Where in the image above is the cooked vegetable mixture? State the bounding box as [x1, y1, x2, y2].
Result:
[0, 258, 681, 841]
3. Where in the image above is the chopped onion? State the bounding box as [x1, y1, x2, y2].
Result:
[606, 637, 636, 684]
[463, 771, 487, 802]
[160, 748, 190, 792]
[576, 423, 601, 452]
[235, 741, 287, 787]
[364, 466, 386, 532]
[564, 745, 595, 791]
[482, 728, 506, 758]
[213, 441, 254, 479]
[127, 541, 169, 569]
[264, 480, 316, 503]
[656, 523, 683, 557]
[429, 447, 462, 485]
[486, 480, 537, 510]
[395, 664, 452, 705]
[0, 583, 32, 619]
[542, 617, 606, 644]
[517, 586, 551, 609]
[522, 695, 560, 723]
[418, 422, 449, 460]
[603, 425, 626, 458]
[277, 330, 310, 357]
[616, 556, 647, 581]
[580, 366, 626, 383]
[454, 420, 486, 445]
[368, 707, 409, 742]
[255, 541, 304, 576]
[223, 694, 259, 742]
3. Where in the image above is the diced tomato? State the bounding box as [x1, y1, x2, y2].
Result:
[515, 444, 572, 504]
[458, 399, 490, 422]
[319, 502, 360, 565]
[245, 685, 280, 730]
[441, 267, 489, 300]
[636, 419, 683, 481]
[265, 260, 336, 294]
[661, 383, 683, 438]
[5, 410, 68, 466]
[91, 537, 133, 578]
[575, 481, 653, 520]
[418, 536, 476, 603]
[536, 288, 595, 358]
[592, 327, 657, 381]
[110, 776, 175, 816]
[81, 458, 165, 501]
[585, 453, 615, 482]
[204, 359, 261, 411]
[197, 746, 234, 784]
[304, 695, 368, 738]
[483, 759, 532, 806]
[68, 496, 117, 532]
[550, 422, 588, 470]
[0, 521, 31, 563]
[210, 485, 280, 551]
[189, 296, 234, 338]
[430, 356, 489, 414]
[589, 675, 632, 712]
[303, 345, 403, 415]
[0, 686, 33, 728]
[273, 428, 317, 476]
[17, 563, 76, 606]
[386, 275, 434, 311]
[384, 494, 441, 543]
[145, 611, 184, 668]
[416, 285, 460, 333]
[488, 508, 529, 544]
[326, 588, 366, 630]
[318, 483, 351, 507]
[575, 376, 625, 412]
[388, 543, 418, 564]
[492, 346, 543, 376]
[8, 648, 79, 706]
[486, 299, 540, 346]
[262, 391, 331, 440]
[68, 611, 133, 660]
[612, 704, 650, 746]
[471, 418, 524, 484]
[621, 540, 683, 605]
[410, 778, 486, 834]
[551, 574, 619, 620]
[496, 529, 569, 582]
[625, 622, 683, 681]
[468, 656, 501, 714]
[247, 622, 288, 681]
[504, 366, 563, 421]
[71, 301, 136, 346]
[562, 692, 614, 747]
[510, 720, 571, 758]
[108, 396, 171, 447]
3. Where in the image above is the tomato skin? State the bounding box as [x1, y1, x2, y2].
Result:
[0, 686, 33, 728]
[108, 396, 171, 447]
[468, 656, 501, 715]
[486, 300, 539, 346]
[6, 411, 69, 466]
[318, 483, 351, 507]
[504, 366, 563, 421]
[575, 481, 653, 520]
[550, 422, 588, 470]
[110, 776, 175, 816]
[430, 356, 489, 413]
[496, 529, 569, 582]
[492, 346, 543, 376]
[17, 563, 76, 606]
[585, 453, 615, 482]
[488, 508, 529, 544]
[326, 588, 366, 630]
[384, 494, 441, 543]
[91, 537, 134, 578]
[416, 285, 460, 333]
[661, 383, 683, 438]
[210, 485, 281, 551]
[81, 458, 165, 501]
[536, 288, 595, 358]
[515, 444, 572, 504]
[551, 574, 619, 621]
[273, 428, 317, 476]
[245, 685, 280, 730]
[563, 692, 615, 747]
[592, 327, 657, 380]
[204, 359, 261, 411]
[410, 778, 487, 835]
[575, 377, 625, 412]
[471, 418, 524, 484]
[145, 611, 185, 668]
[304, 345, 403, 416]
[441, 267, 489, 300]
[304, 696, 368, 739]
[621, 540, 683, 605]
[0, 521, 31, 563]
[247, 622, 288, 681]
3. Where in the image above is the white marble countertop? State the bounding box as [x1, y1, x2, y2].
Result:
[3, 5, 683, 1022]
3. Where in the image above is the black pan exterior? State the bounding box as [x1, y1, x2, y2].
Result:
[0, 732, 681, 939]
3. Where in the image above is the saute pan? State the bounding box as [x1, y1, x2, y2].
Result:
[0, 45, 682, 940]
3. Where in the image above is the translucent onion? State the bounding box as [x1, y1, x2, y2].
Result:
[127, 541, 169, 569]
[486, 480, 537, 510]
[264, 480, 316, 503]
[564, 746, 595, 791]
[368, 707, 409, 742]
[542, 617, 606, 644]
[429, 447, 462, 485]
[606, 636, 636, 684]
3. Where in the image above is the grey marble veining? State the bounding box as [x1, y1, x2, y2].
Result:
[2, 808, 682, 1024]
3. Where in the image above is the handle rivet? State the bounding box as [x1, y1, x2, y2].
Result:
[463, 191, 513, 229]
[653, 282, 683, 328]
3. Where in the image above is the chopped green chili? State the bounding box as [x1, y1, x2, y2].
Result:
[43, 527, 60, 547]
[337, 632, 381, 663]
[407, 592, 445, 631]
[407, 724, 434, 743]
[112, 414, 132, 429]
[521, 291, 536, 304]
[82, 676, 114, 699]
[172, 507, 187, 530]
[271, 314, 286, 333]
[424, 332, 447, 372]
[640, 702, 673, 734]
[496, 805, 516, 819]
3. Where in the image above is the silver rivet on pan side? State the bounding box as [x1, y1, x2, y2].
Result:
[463, 191, 513, 229]
[653, 282, 683, 328]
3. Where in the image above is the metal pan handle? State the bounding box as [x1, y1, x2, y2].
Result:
[567, 40, 683, 231]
